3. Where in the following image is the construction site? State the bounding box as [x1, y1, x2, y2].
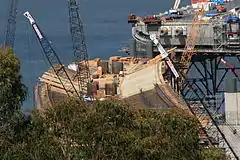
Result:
[2, 0, 240, 159]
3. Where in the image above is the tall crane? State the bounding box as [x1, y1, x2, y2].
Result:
[68, 0, 91, 93]
[4, 0, 18, 48]
[180, 8, 205, 69]
[23, 11, 81, 100]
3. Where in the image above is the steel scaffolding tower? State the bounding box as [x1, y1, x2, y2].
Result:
[4, 0, 18, 48]
[68, 0, 91, 93]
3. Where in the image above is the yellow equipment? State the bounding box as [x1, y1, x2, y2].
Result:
[180, 8, 205, 68]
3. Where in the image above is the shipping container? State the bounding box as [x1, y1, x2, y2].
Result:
[87, 82, 99, 96]
[98, 61, 109, 74]
[112, 62, 124, 74]
[98, 80, 105, 89]
[105, 83, 117, 96]
[93, 81, 99, 90]
[92, 83, 98, 96]
[97, 89, 105, 98]
[87, 83, 93, 95]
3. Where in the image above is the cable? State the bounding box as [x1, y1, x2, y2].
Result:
[25, 22, 35, 106]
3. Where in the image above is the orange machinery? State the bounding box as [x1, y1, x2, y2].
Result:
[216, 5, 227, 12]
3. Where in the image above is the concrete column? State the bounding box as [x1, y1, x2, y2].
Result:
[146, 40, 153, 58]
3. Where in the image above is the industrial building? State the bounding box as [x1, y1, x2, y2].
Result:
[128, 0, 240, 58]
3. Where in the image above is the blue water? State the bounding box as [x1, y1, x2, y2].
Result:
[0, 0, 189, 110]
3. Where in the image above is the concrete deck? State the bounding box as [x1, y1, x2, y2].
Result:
[219, 125, 240, 158]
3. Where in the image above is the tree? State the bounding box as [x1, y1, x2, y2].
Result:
[9, 98, 200, 160]
[0, 97, 228, 160]
[201, 148, 227, 160]
[0, 47, 27, 123]
[0, 47, 27, 158]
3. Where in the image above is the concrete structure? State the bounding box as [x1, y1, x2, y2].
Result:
[225, 92, 240, 125]
[120, 59, 188, 110]
[120, 61, 163, 98]
[128, 0, 240, 58]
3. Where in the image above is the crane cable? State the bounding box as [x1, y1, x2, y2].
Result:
[25, 22, 37, 105]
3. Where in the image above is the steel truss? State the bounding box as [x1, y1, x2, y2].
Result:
[181, 54, 240, 106]
[24, 12, 81, 100]
[213, 23, 227, 50]
[68, 0, 91, 93]
[4, 0, 18, 48]
[167, 54, 240, 159]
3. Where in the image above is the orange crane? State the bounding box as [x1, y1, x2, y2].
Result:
[180, 8, 205, 68]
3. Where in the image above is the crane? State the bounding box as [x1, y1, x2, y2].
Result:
[23, 11, 81, 100]
[150, 34, 179, 78]
[4, 0, 18, 48]
[178, 8, 239, 159]
[173, 0, 181, 10]
[68, 0, 91, 94]
[180, 8, 205, 69]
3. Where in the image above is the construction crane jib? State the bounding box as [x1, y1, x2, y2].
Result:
[180, 9, 205, 67]
[150, 34, 179, 78]
[173, 0, 181, 10]
[68, 0, 91, 94]
[23, 11, 81, 100]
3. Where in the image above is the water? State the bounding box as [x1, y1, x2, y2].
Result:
[0, 0, 189, 110]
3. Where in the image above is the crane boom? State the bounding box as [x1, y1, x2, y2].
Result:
[173, 0, 181, 10]
[150, 34, 179, 78]
[23, 11, 81, 99]
[68, 0, 91, 93]
[180, 9, 204, 67]
[4, 0, 18, 48]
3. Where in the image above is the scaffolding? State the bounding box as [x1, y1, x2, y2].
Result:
[213, 22, 227, 50]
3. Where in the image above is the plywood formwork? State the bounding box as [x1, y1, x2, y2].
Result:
[38, 64, 83, 97]
[36, 83, 52, 111]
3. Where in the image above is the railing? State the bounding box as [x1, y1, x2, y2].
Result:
[132, 27, 149, 44]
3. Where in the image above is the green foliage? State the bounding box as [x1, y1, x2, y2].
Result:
[201, 148, 228, 160]
[0, 96, 229, 160]
[2, 98, 201, 160]
[135, 109, 200, 160]
[0, 47, 28, 159]
[0, 47, 27, 124]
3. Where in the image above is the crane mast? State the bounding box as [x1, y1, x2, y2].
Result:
[68, 0, 91, 93]
[4, 0, 18, 48]
[23, 11, 81, 99]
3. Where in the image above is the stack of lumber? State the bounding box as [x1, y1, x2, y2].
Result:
[39, 65, 80, 94]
